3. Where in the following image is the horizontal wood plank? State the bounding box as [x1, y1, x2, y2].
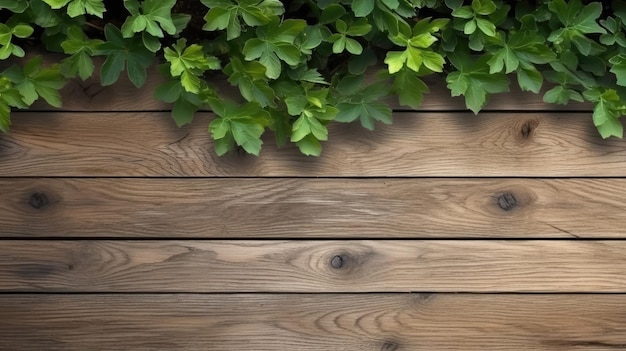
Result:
[1, 294, 625, 350]
[1, 178, 624, 238]
[1, 111, 623, 177]
[25, 60, 590, 112]
[2, 240, 626, 292]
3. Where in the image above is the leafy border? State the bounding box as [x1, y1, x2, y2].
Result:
[0, 0, 625, 156]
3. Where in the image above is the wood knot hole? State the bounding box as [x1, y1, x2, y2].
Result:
[67, 264, 74, 271]
[520, 120, 538, 139]
[330, 255, 345, 269]
[29, 192, 49, 209]
[381, 341, 399, 351]
[497, 193, 517, 211]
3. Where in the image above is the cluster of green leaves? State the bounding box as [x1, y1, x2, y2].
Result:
[1, 0, 626, 155]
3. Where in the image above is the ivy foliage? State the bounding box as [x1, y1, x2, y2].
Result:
[1, 0, 626, 154]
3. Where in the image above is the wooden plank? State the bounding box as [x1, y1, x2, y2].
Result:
[2, 240, 626, 292]
[27, 61, 591, 112]
[1, 178, 624, 238]
[1, 294, 625, 350]
[1, 111, 623, 177]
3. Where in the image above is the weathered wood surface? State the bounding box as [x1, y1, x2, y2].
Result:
[3, 240, 626, 292]
[27, 61, 591, 112]
[1, 178, 624, 238]
[1, 58, 624, 351]
[2, 111, 622, 176]
[1, 294, 625, 350]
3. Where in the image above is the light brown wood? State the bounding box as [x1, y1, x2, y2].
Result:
[1, 293, 625, 350]
[27, 60, 591, 112]
[2, 240, 626, 292]
[1, 111, 623, 176]
[1, 178, 625, 238]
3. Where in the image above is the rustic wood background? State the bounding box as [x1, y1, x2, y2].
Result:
[1, 67, 626, 350]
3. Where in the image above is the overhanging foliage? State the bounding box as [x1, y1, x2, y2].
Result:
[1, 0, 625, 156]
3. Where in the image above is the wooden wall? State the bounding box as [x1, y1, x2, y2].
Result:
[1, 69, 626, 350]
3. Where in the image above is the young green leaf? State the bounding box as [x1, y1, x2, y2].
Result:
[447, 52, 509, 113]
[392, 68, 430, 108]
[2, 56, 66, 108]
[121, 0, 177, 38]
[208, 100, 270, 156]
[224, 57, 276, 107]
[334, 75, 392, 130]
[0, 77, 28, 132]
[43, 0, 105, 18]
[583, 88, 625, 138]
[164, 39, 221, 94]
[201, 0, 285, 40]
[0, 23, 33, 59]
[60, 26, 102, 80]
[243, 19, 306, 79]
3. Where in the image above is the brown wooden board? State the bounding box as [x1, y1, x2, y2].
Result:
[1, 111, 622, 177]
[2, 240, 626, 292]
[0, 178, 624, 238]
[1, 294, 625, 350]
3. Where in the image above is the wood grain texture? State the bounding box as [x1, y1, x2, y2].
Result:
[2, 111, 624, 176]
[1, 294, 625, 350]
[27, 62, 591, 112]
[2, 240, 626, 292]
[1, 178, 625, 238]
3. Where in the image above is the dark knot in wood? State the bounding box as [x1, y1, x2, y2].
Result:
[520, 119, 539, 139]
[29, 192, 49, 209]
[497, 193, 517, 211]
[330, 255, 345, 269]
[381, 341, 399, 351]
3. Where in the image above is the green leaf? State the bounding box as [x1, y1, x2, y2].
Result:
[447, 52, 509, 113]
[242, 19, 305, 78]
[121, 0, 176, 38]
[336, 101, 392, 130]
[320, 4, 346, 24]
[571, 2, 606, 34]
[384, 51, 406, 74]
[344, 38, 363, 55]
[609, 54, 626, 87]
[60, 27, 102, 80]
[352, 0, 374, 17]
[0, 0, 29, 13]
[201, 0, 283, 40]
[452, 6, 473, 19]
[224, 58, 275, 107]
[392, 68, 429, 108]
[12, 25, 33, 38]
[475, 18, 496, 37]
[591, 89, 624, 138]
[517, 68, 543, 94]
[98, 24, 153, 88]
[44, 0, 105, 18]
[2, 57, 66, 108]
[543, 85, 584, 105]
[208, 100, 270, 156]
[296, 134, 322, 156]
